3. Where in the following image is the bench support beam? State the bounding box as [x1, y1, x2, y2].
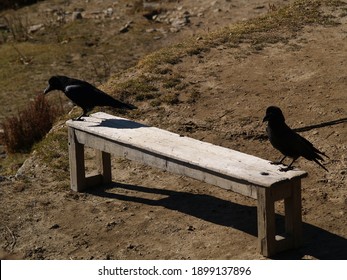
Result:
[257, 180, 302, 257]
[68, 127, 112, 192]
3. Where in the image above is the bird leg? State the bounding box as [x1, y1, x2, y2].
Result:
[279, 157, 297, 172]
[270, 155, 286, 165]
[73, 109, 89, 121]
[313, 158, 329, 172]
[73, 112, 86, 121]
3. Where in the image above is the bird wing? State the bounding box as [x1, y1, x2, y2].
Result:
[297, 134, 329, 158]
[64, 84, 96, 111]
[267, 124, 302, 158]
[65, 84, 136, 111]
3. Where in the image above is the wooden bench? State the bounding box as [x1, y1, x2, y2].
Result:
[66, 112, 307, 257]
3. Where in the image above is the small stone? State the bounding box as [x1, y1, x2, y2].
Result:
[105, 8, 113, 17]
[28, 24, 44, 33]
[119, 21, 132, 33]
[127, 244, 135, 249]
[72, 12, 83, 21]
[50, 224, 60, 229]
[187, 225, 195, 231]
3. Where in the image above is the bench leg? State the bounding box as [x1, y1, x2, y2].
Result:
[68, 127, 86, 191]
[257, 187, 276, 257]
[284, 180, 302, 248]
[257, 180, 303, 257]
[68, 128, 113, 191]
[96, 150, 112, 184]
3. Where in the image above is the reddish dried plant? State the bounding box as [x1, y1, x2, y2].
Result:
[1, 94, 63, 153]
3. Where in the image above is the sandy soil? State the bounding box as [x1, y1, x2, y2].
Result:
[0, 0, 346, 260]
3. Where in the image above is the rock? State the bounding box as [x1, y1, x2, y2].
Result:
[72, 11, 83, 21]
[146, 28, 156, 33]
[127, 244, 135, 250]
[104, 8, 113, 17]
[15, 159, 29, 179]
[49, 224, 60, 229]
[119, 21, 132, 33]
[28, 24, 44, 34]
[171, 16, 189, 28]
[143, 9, 161, 20]
[187, 225, 195, 231]
[169, 27, 179, 33]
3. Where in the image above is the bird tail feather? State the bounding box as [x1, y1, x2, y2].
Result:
[313, 158, 328, 172]
[313, 147, 329, 159]
[111, 99, 137, 110]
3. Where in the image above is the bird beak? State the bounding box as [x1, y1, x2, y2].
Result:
[44, 85, 53, 94]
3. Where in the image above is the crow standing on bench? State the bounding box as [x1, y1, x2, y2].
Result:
[263, 106, 329, 172]
[44, 75, 136, 121]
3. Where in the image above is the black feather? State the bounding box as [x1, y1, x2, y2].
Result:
[44, 75, 136, 120]
[263, 106, 329, 172]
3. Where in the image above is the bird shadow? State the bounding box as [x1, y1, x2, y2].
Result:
[86, 182, 347, 260]
[90, 118, 148, 129]
[293, 117, 347, 133]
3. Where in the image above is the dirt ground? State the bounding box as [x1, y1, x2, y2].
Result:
[0, 0, 346, 260]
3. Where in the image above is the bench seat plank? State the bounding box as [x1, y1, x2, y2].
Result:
[66, 112, 307, 189]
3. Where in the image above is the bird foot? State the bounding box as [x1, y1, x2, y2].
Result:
[270, 161, 283, 165]
[72, 117, 85, 121]
[279, 166, 294, 172]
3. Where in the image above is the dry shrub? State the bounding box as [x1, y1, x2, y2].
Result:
[1, 94, 63, 153]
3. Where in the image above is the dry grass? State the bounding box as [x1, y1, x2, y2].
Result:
[1, 94, 63, 153]
[136, 0, 340, 73]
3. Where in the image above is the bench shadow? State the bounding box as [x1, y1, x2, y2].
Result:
[86, 182, 347, 260]
[90, 119, 148, 129]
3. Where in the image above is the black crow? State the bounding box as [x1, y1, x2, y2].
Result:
[263, 106, 329, 172]
[44, 75, 136, 121]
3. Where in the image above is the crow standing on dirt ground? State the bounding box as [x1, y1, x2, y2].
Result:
[44, 75, 137, 121]
[262, 106, 329, 172]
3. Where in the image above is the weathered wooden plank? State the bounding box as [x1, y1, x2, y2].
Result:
[68, 127, 86, 192]
[257, 187, 276, 257]
[284, 180, 302, 248]
[73, 129, 258, 198]
[66, 112, 307, 188]
[96, 150, 112, 184]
